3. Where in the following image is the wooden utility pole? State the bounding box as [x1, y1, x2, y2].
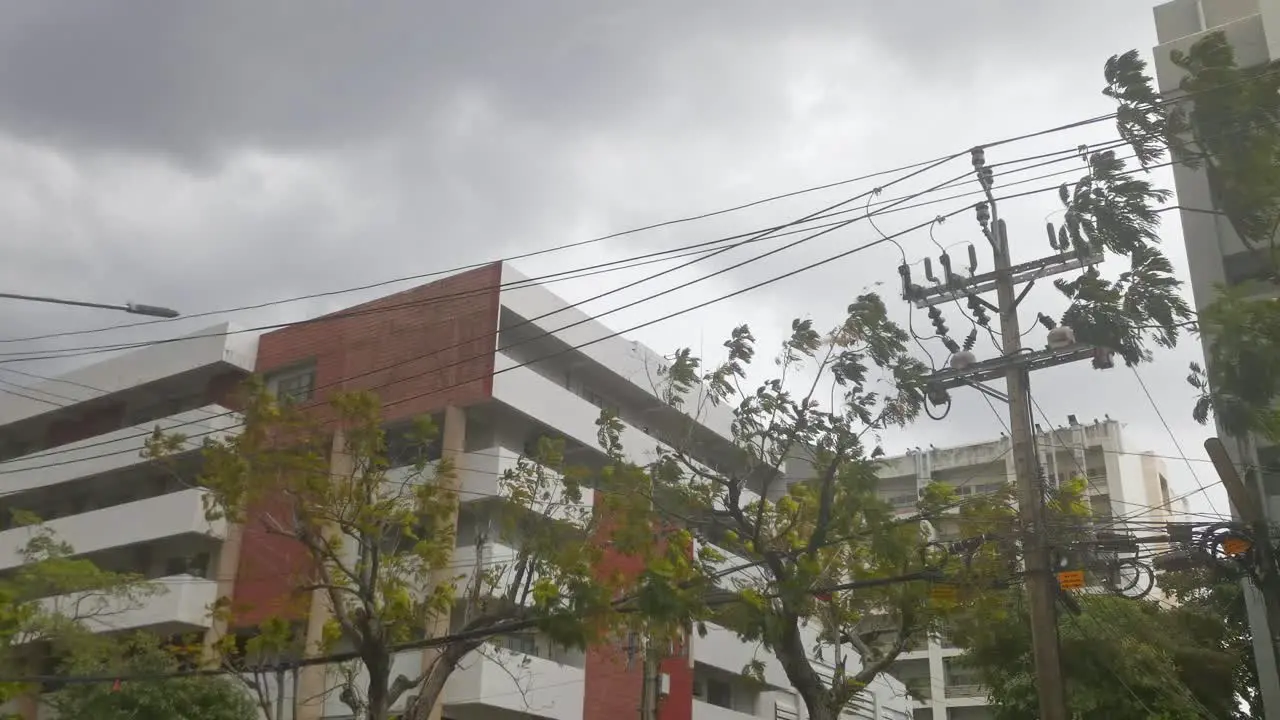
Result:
[905, 146, 1113, 720]
[986, 182, 1068, 720]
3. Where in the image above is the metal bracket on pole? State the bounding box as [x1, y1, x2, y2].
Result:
[1014, 279, 1037, 309]
[961, 379, 1011, 404]
[904, 249, 1102, 309]
[924, 344, 1097, 390]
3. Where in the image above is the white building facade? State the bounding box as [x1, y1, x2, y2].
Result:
[0, 263, 914, 720]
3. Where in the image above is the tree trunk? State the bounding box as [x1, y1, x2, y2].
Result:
[403, 641, 478, 720]
[274, 667, 286, 720]
[365, 651, 392, 720]
[774, 614, 839, 720]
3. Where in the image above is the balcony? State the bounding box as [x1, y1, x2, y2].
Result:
[943, 682, 989, 707]
[904, 678, 932, 702]
[693, 700, 758, 720]
[444, 644, 584, 720]
[692, 623, 788, 687]
[0, 405, 241, 497]
[491, 353, 665, 466]
[450, 542, 521, 599]
[0, 488, 226, 570]
[35, 574, 218, 636]
[457, 446, 592, 524]
[496, 270, 735, 442]
[0, 323, 256, 428]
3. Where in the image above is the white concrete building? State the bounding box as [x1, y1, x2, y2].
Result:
[874, 420, 1169, 720]
[1151, 0, 1280, 712]
[0, 263, 915, 720]
[0, 322, 256, 648]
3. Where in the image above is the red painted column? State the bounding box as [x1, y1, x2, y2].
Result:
[580, 488, 694, 720]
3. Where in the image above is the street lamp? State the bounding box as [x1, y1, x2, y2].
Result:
[0, 292, 180, 318]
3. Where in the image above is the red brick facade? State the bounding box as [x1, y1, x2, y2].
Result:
[582, 644, 694, 720]
[226, 261, 700, 720]
[231, 263, 504, 626]
[253, 262, 504, 424]
[582, 487, 694, 720]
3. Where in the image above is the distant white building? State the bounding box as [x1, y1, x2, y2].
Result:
[875, 419, 1168, 720]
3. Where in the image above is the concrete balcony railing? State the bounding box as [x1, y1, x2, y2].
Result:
[450, 541, 522, 599]
[383, 446, 591, 525]
[0, 488, 226, 570]
[0, 405, 241, 496]
[946, 683, 986, 699]
[458, 446, 592, 525]
[445, 644, 585, 720]
[491, 353, 662, 466]
[692, 622, 789, 688]
[904, 679, 932, 701]
[35, 574, 218, 636]
[492, 353, 759, 513]
[0, 323, 256, 428]
[692, 700, 758, 720]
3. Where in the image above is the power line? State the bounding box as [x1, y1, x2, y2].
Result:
[0, 211, 955, 476]
[7, 67, 1265, 354]
[3, 517, 968, 687]
[0, 163, 1212, 477]
[4, 124, 1263, 475]
[0, 161, 979, 473]
[1129, 366, 1223, 518]
[3, 125, 1225, 370]
[0, 135, 1168, 362]
[0, 155, 964, 346]
[0, 159, 972, 367]
[0, 142, 1211, 374]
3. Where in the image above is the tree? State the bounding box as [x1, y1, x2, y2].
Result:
[621, 269, 1187, 720]
[0, 521, 253, 719]
[1160, 562, 1262, 719]
[958, 590, 1240, 719]
[43, 633, 257, 720]
[940, 472, 1250, 718]
[146, 382, 685, 720]
[1104, 31, 1280, 437]
[608, 297, 992, 720]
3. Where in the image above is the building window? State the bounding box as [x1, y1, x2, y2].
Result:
[123, 391, 206, 428]
[499, 632, 538, 656]
[385, 421, 442, 467]
[164, 552, 211, 578]
[695, 676, 733, 708]
[268, 364, 316, 405]
[0, 440, 30, 463]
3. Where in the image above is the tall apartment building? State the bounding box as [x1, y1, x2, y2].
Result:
[874, 421, 1170, 720]
[0, 263, 912, 720]
[1151, 0, 1280, 711]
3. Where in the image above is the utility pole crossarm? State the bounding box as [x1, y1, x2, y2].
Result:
[926, 344, 1097, 390]
[903, 247, 1103, 309]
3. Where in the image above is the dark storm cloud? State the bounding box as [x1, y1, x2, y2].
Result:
[0, 0, 1225, 513]
[0, 1, 1153, 164]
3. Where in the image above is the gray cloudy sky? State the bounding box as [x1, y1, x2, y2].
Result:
[0, 1, 1231, 518]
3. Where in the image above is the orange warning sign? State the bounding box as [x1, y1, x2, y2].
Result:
[1223, 537, 1253, 556]
[1057, 570, 1085, 590]
[930, 584, 957, 602]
